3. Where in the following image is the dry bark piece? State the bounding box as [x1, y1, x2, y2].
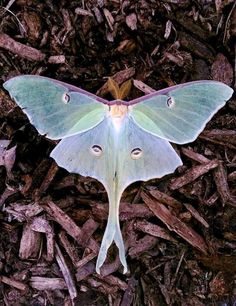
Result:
[199, 136, 236, 150]
[183, 203, 209, 228]
[99, 255, 122, 276]
[55, 243, 78, 302]
[30, 276, 67, 290]
[0, 89, 16, 118]
[209, 272, 229, 297]
[80, 218, 99, 246]
[0, 188, 19, 209]
[211, 53, 233, 86]
[48, 55, 66, 64]
[175, 12, 213, 40]
[22, 11, 41, 42]
[4, 202, 43, 221]
[135, 220, 177, 242]
[0, 33, 46, 61]
[58, 231, 81, 267]
[129, 235, 158, 258]
[21, 159, 53, 196]
[181, 147, 210, 164]
[169, 159, 219, 190]
[30, 217, 54, 261]
[75, 7, 94, 17]
[75, 252, 97, 270]
[86, 276, 121, 295]
[141, 192, 208, 254]
[0, 275, 28, 291]
[91, 201, 153, 221]
[213, 161, 231, 205]
[147, 188, 182, 209]
[205, 192, 219, 206]
[38, 162, 59, 194]
[76, 261, 95, 281]
[119, 202, 154, 220]
[0, 140, 16, 177]
[178, 31, 214, 62]
[19, 223, 41, 259]
[126, 13, 137, 30]
[120, 277, 137, 306]
[201, 129, 236, 145]
[133, 79, 155, 94]
[96, 274, 128, 291]
[103, 8, 114, 31]
[92, 6, 104, 23]
[116, 39, 136, 54]
[41, 199, 99, 252]
[164, 20, 172, 39]
[228, 170, 236, 181]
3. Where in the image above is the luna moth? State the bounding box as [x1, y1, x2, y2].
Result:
[3, 75, 233, 274]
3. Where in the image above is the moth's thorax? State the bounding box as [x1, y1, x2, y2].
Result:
[110, 104, 128, 117]
[109, 104, 128, 132]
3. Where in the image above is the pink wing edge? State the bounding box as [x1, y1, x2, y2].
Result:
[20, 76, 225, 106]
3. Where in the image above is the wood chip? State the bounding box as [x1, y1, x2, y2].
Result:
[0, 140, 16, 177]
[147, 188, 182, 209]
[201, 129, 236, 145]
[103, 8, 114, 31]
[0, 33, 46, 61]
[30, 217, 54, 261]
[91, 202, 153, 221]
[135, 220, 177, 242]
[179, 31, 214, 61]
[30, 277, 67, 290]
[120, 277, 137, 306]
[76, 261, 95, 281]
[129, 235, 158, 258]
[80, 218, 99, 246]
[38, 162, 59, 194]
[58, 231, 81, 267]
[126, 13, 137, 30]
[19, 223, 41, 259]
[0, 275, 28, 291]
[164, 20, 172, 39]
[41, 199, 99, 252]
[48, 55, 66, 64]
[211, 53, 233, 86]
[183, 203, 209, 228]
[213, 161, 231, 205]
[181, 147, 210, 164]
[133, 80, 155, 94]
[142, 192, 208, 254]
[55, 243, 78, 301]
[75, 7, 93, 17]
[169, 159, 219, 190]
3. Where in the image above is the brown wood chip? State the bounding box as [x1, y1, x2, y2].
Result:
[170, 159, 219, 190]
[0, 33, 46, 61]
[41, 199, 99, 252]
[142, 192, 208, 254]
[0, 275, 28, 291]
[55, 243, 78, 301]
[30, 277, 67, 290]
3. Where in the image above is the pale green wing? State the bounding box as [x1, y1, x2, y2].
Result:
[3, 75, 108, 140]
[51, 115, 182, 273]
[131, 81, 233, 144]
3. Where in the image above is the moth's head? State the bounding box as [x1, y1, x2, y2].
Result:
[109, 104, 128, 132]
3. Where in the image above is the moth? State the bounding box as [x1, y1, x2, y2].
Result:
[3, 75, 233, 273]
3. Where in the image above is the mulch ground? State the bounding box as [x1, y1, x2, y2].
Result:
[0, 1, 236, 305]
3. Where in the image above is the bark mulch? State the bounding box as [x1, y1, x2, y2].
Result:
[0, 0, 236, 305]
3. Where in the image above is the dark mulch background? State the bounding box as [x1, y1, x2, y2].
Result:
[0, 1, 236, 305]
